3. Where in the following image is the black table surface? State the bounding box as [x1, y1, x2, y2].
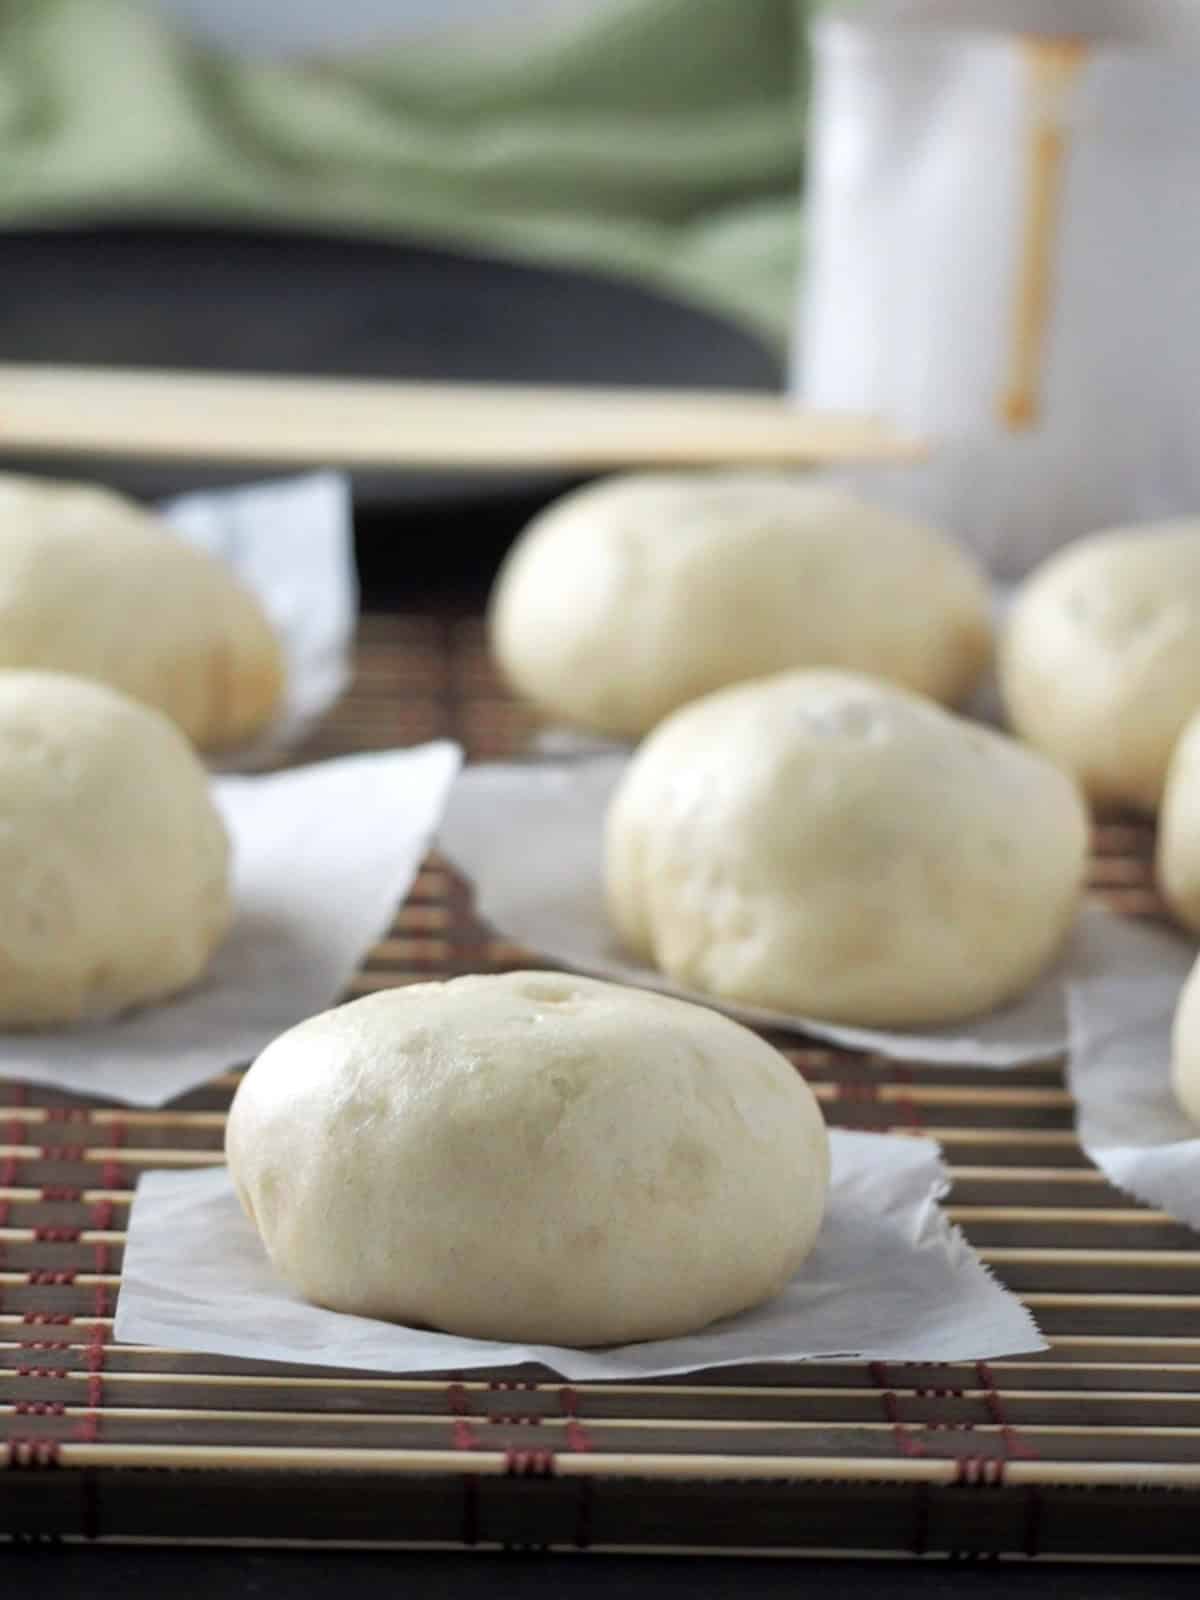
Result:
[2, 1547, 1188, 1596]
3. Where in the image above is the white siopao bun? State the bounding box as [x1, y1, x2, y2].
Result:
[1171, 954, 1200, 1127]
[226, 971, 829, 1347]
[0, 671, 231, 1027]
[1002, 520, 1200, 812]
[0, 473, 284, 750]
[606, 669, 1089, 1028]
[489, 472, 992, 738]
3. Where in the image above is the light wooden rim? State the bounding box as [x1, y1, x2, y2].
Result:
[22, 1444, 1200, 1489]
[0, 364, 928, 470]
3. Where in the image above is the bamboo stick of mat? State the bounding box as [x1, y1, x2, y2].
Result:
[7, 1409, 1200, 1441]
[26, 1444, 1200, 1489]
[0, 364, 926, 470]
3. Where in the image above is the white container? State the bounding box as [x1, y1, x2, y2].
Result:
[797, 1, 1200, 577]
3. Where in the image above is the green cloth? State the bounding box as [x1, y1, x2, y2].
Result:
[0, 0, 820, 346]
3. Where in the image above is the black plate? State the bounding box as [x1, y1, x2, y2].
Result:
[0, 223, 781, 508]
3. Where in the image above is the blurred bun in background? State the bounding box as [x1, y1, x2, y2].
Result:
[1002, 522, 1200, 812]
[489, 472, 992, 740]
[0, 672, 231, 1027]
[0, 474, 283, 753]
[605, 668, 1089, 1026]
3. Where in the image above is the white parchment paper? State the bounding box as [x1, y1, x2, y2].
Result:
[0, 742, 462, 1107]
[161, 471, 357, 765]
[438, 758, 1099, 1067]
[1066, 912, 1200, 1229]
[114, 1129, 1044, 1378]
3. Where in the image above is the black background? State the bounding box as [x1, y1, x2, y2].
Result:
[3, 1547, 1193, 1596]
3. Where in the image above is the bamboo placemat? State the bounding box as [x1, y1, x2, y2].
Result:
[2, 613, 1198, 1559]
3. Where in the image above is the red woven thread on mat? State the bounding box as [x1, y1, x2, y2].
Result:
[487, 1378, 542, 1428]
[41, 1187, 82, 1203]
[99, 1117, 128, 1199]
[975, 1361, 1039, 1462]
[5, 1438, 59, 1469]
[559, 1386, 593, 1454]
[13, 1401, 65, 1417]
[0, 1085, 29, 1243]
[866, 1081, 976, 1536]
[869, 1362, 927, 1460]
[833, 1064, 925, 1136]
[90, 1245, 113, 1316]
[873, 1362, 1015, 1492]
[916, 1376, 968, 1435]
[834, 1079, 879, 1112]
[890, 1066, 924, 1133]
[560, 1386, 594, 1550]
[84, 1117, 124, 1361]
[486, 1380, 557, 1476]
[446, 1379, 481, 1453]
[15, 1367, 68, 1381]
[447, 1378, 481, 1547]
[504, 1447, 555, 1477]
[33, 1227, 81, 1244]
[75, 1323, 109, 1443]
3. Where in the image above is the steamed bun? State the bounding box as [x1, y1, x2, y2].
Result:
[0, 473, 283, 751]
[0, 671, 231, 1026]
[490, 473, 992, 738]
[226, 972, 829, 1346]
[606, 670, 1088, 1026]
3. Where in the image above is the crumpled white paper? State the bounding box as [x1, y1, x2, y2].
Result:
[0, 742, 462, 1108]
[1066, 911, 1200, 1229]
[114, 1129, 1044, 1379]
[438, 757, 1101, 1067]
[161, 471, 357, 766]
